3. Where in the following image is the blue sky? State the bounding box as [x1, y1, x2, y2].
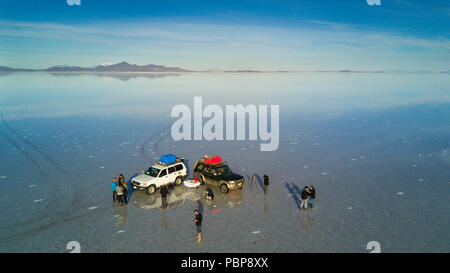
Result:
[0, 0, 449, 70]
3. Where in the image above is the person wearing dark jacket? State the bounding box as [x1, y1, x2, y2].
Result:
[263, 175, 269, 194]
[160, 185, 169, 209]
[119, 174, 127, 205]
[193, 209, 202, 242]
[300, 186, 309, 209]
[308, 186, 316, 208]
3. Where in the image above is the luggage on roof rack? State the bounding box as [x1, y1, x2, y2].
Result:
[159, 154, 177, 165]
[204, 155, 222, 165]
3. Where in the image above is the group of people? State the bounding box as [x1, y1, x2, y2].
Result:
[300, 185, 316, 209]
[111, 174, 128, 206]
[108, 173, 316, 243]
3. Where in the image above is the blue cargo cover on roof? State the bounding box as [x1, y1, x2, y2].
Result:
[160, 154, 177, 165]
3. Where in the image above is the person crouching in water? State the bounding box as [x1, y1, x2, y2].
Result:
[111, 177, 118, 205]
[116, 183, 124, 205]
[193, 209, 202, 242]
[308, 186, 316, 209]
[204, 187, 214, 201]
[119, 174, 127, 205]
[300, 186, 309, 209]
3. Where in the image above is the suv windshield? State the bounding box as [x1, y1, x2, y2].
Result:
[145, 167, 160, 177]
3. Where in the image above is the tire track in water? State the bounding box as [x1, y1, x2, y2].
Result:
[0, 131, 41, 169]
[0, 202, 112, 243]
[0, 106, 171, 243]
[0, 107, 64, 233]
[139, 124, 172, 160]
[0, 105, 63, 229]
[2, 113, 72, 175]
[0, 105, 87, 240]
[0, 129, 62, 234]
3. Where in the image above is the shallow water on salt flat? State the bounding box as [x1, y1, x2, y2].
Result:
[0, 72, 448, 252]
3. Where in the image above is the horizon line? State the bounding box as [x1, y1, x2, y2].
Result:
[1, 62, 448, 74]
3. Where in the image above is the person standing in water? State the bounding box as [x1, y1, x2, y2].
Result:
[263, 175, 269, 194]
[193, 209, 202, 242]
[119, 174, 127, 205]
[160, 184, 169, 209]
[111, 177, 118, 205]
[300, 186, 309, 209]
[308, 186, 316, 209]
[116, 183, 124, 205]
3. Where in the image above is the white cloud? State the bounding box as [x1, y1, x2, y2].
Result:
[66, 0, 81, 6]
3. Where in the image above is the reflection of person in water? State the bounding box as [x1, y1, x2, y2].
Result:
[113, 205, 128, 228]
[300, 209, 314, 232]
[264, 193, 269, 214]
[161, 209, 168, 229]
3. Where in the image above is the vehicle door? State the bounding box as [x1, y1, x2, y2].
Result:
[175, 163, 185, 177]
[196, 163, 207, 181]
[167, 166, 177, 183]
[157, 168, 170, 186]
[201, 164, 210, 182]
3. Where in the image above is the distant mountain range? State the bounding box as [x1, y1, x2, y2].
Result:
[0, 62, 190, 72]
[0, 62, 447, 74]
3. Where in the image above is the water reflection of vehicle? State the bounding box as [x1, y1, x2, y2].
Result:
[131, 184, 244, 211]
[132, 184, 200, 210]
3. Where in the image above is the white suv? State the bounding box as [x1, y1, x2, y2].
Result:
[131, 157, 187, 195]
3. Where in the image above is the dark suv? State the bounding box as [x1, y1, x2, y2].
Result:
[193, 158, 245, 193]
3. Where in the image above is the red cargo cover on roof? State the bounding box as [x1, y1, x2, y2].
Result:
[205, 156, 222, 165]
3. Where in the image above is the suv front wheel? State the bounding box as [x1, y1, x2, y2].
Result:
[220, 184, 229, 194]
[146, 185, 156, 195]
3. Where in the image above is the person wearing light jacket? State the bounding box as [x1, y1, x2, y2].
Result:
[111, 177, 117, 204]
